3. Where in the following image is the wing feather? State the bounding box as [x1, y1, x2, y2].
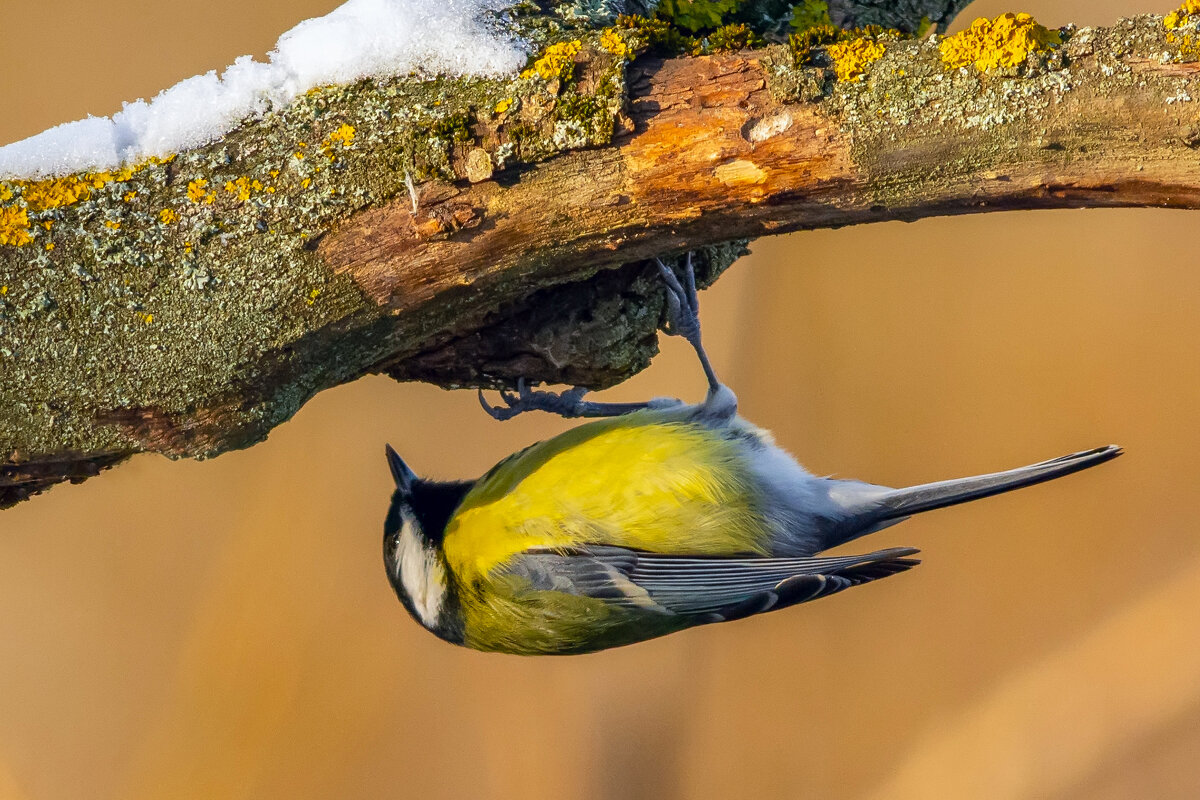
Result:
[506, 545, 920, 622]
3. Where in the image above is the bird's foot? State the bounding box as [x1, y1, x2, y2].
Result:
[655, 252, 703, 349]
[479, 378, 680, 421]
[654, 252, 735, 418]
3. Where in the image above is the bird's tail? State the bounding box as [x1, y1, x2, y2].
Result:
[875, 445, 1122, 521]
[831, 445, 1122, 542]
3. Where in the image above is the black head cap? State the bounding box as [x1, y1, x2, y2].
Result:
[383, 445, 473, 546]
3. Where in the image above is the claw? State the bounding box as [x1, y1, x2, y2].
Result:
[478, 389, 512, 421]
[656, 256, 702, 341]
[655, 257, 686, 298]
[479, 381, 598, 421]
[664, 293, 682, 335]
[478, 381, 536, 421]
[569, 387, 593, 409]
[683, 251, 699, 308]
[655, 257, 688, 336]
[652, 251, 727, 403]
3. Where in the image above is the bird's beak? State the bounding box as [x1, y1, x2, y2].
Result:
[385, 444, 417, 492]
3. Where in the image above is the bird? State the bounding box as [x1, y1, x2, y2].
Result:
[383, 254, 1121, 655]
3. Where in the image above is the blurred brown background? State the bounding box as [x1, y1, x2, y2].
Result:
[3, 1, 1198, 798]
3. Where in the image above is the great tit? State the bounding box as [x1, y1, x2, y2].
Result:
[384, 255, 1120, 655]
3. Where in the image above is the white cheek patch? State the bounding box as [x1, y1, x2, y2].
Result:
[395, 519, 447, 629]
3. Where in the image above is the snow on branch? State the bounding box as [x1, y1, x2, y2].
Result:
[4, 1, 1200, 506]
[0, 0, 528, 179]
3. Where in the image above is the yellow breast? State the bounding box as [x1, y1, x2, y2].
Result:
[442, 412, 769, 583]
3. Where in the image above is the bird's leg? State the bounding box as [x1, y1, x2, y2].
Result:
[478, 252, 735, 423]
[478, 378, 682, 422]
[655, 253, 737, 419]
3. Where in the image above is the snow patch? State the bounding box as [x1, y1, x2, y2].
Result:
[0, 0, 528, 180]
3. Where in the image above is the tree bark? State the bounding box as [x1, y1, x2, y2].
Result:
[3, 9, 1199, 506]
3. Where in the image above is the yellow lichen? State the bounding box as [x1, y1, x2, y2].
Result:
[939, 13, 1061, 73]
[186, 179, 214, 204]
[1166, 0, 1200, 29]
[20, 176, 93, 212]
[327, 123, 356, 146]
[224, 177, 255, 202]
[159, 208, 178, 225]
[19, 166, 145, 214]
[521, 40, 582, 81]
[599, 28, 630, 59]
[1168, 30, 1200, 57]
[0, 159, 164, 242]
[305, 288, 321, 306]
[494, 97, 513, 114]
[104, 220, 121, 230]
[134, 312, 154, 325]
[2, 170, 137, 246]
[827, 37, 886, 82]
[319, 125, 356, 158]
[44, 243, 54, 251]
[0, 206, 33, 247]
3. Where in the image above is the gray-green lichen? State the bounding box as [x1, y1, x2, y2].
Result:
[763, 12, 1200, 210]
[0, 25, 641, 470]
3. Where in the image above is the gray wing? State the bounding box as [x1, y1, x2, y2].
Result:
[505, 545, 920, 623]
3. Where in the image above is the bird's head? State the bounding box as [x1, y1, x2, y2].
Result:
[383, 445, 469, 641]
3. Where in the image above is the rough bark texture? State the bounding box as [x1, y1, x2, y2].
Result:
[3, 8, 1200, 506]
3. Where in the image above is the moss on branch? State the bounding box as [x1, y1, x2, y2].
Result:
[0, 26, 640, 471]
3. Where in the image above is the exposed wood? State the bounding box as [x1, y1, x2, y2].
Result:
[328, 51, 1200, 311]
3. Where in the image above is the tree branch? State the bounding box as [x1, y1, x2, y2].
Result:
[3, 9, 1198, 506]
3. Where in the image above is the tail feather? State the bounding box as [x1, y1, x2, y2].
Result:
[873, 445, 1122, 522]
[826, 445, 1123, 547]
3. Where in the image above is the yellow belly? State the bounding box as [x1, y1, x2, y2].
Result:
[442, 411, 770, 585]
